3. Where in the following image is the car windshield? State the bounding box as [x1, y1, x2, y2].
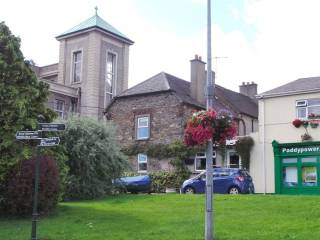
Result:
[197, 169, 238, 179]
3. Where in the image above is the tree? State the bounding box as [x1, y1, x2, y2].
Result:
[0, 22, 56, 183]
[61, 116, 128, 200]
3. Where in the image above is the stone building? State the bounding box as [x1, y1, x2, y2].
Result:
[105, 55, 258, 174]
[32, 10, 133, 119]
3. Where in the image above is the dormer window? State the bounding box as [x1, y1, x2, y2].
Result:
[105, 52, 116, 107]
[72, 51, 82, 83]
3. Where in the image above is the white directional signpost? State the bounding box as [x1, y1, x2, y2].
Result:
[38, 123, 65, 131]
[15, 122, 65, 240]
[16, 131, 40, 140]
[39, 137, 60, 147]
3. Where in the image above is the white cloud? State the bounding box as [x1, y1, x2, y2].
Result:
[3, 0, 320, 95]
[216, 0, 320, 93]
[191, 0, 206, 5]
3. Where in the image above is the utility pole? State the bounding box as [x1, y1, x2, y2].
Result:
[205, 0, 215, 240]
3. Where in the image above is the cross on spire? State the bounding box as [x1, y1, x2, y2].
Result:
[95, 6, 98, 16]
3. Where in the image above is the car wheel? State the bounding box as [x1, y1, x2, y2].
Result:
[184, 186, 195, 194]
[228, 186, 240, 194]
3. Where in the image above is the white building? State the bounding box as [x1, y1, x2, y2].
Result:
[251, 76, 320, 194]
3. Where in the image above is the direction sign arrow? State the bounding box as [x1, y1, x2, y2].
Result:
[38, 123, 65, 131]
[16, 131, 40, 140]
[39, 137, 60, 147]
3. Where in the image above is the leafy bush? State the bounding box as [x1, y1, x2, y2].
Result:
[61, 116, 128, 200]
[2, 155, 59, 216]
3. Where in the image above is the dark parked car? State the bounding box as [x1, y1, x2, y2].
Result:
[113, 175, 152, 193]
[181, 168, 254, 194]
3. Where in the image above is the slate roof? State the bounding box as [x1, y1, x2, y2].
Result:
[259, 77, 320, 98]
[56, 14, 133, 44]
[116, 72, 258, 118]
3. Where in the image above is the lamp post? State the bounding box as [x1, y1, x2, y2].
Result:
[205, 0, 215, 239]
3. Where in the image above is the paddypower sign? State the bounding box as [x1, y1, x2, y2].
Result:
[281, 146, 320, 155]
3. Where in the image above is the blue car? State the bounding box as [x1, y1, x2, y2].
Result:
[181, 168, 254, 194]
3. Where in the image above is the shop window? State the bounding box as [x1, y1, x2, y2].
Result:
[194, 152, 216, 172]
[301, 157, 317, 163]
[283, 166, 298, 187]
[302, 166, 317, 187]
[137, 154, 147, 172]
[282, 158, 297, 164]
[296, 98, 320, 119]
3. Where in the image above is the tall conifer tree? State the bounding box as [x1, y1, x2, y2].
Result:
[0, 22, 55, 181]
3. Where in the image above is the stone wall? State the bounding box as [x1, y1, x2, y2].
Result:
[106, 91, 201, 171]
[107, 91, 200, 147]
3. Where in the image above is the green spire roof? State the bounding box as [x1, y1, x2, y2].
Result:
[56, 14, 133, 44]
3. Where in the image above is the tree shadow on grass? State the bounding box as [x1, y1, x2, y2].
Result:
[40, 204, 152, 240]
[1, 204, 148, 240]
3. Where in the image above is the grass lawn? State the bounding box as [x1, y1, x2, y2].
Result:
[1, 194, 320, 240]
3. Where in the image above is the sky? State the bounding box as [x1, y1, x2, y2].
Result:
[2, 0, 320, 93]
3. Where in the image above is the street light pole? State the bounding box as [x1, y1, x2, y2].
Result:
[31, 147, 40, 240]
[205, 0, 215, 240]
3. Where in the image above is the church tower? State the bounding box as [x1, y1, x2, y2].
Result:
[55, 8, 134, 119]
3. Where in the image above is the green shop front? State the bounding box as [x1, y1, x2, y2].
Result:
[273, 140, 320, 194]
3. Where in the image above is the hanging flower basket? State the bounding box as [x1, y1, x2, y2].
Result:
[308, 113, 320, 119]
[183, 110, 237, 147]
[292, 119, 302, 128]
[301, 133, 312, 141]
[310, 120, 319, 128]
[302, 120, 309, 128]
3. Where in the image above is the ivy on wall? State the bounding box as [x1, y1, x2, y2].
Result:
[121, 140, 202, 190]
[121, 140, 201, 160]
[235, 136, 254, 170]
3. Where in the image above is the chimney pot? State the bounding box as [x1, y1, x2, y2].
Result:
[199, 56, 202, 61]
[191, 54, 206, 104]
[239, 81, 258, 102]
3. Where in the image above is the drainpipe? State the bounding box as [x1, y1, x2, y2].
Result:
[261, 99, 266, 194]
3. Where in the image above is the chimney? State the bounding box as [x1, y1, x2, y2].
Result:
[239, 81, 258, 101]
[190, 55, 206, 104]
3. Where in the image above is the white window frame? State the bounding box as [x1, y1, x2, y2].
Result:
[54, 99, 65, 119]
[194, 151, 216, 172]
[296, 98, 320, 119]
[71, 49, 83, 84]
[226, 150, 242, 169]
[104, 50, 117, 107]
[137, 153, 148, 172]
[136, 115, 150, 140]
